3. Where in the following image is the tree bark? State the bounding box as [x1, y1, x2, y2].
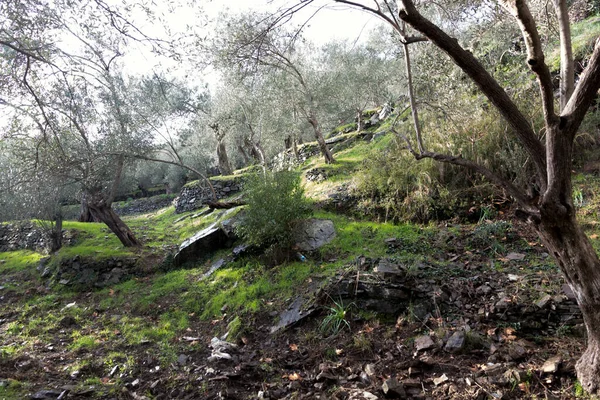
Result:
[86, 198, 142, 247]
[308, 111, 335, 164]
[536, 211, 600, 394]
[48, 211, 62, 253]
[216, 138, 233, 175]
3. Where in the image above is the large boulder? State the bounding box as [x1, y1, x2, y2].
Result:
[293, 219, 336, 252]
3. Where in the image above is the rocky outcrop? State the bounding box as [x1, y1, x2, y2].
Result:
[173, 208, 243, 266]
[174, 177, 244, 214]
[38, 255, 138, 288]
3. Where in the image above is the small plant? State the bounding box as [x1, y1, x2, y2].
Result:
[573, 188, 584, 208]
[320, 299, 353, 337]
[236, 171, 311, 249]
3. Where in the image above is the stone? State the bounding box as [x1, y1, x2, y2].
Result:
[444, 331, 466, 353]
[270, 296, 317, 333]
[292, 219, 336, 252]
[348, 390, 379, 400]
[173, 223, 231, 267]
[535, 294, 552, 309]
[506, 253, 525, 261]
[508, 342, 527, 361]
[476, 284, 493, 295]
[30, 390, 64, 399]
[374, 259, 406, 281]
[364, 363, 376, 377]
[414, 335, 436, 352]
[541, 355, 562, 374]
[177, 354, 188, 365]
[433, 374, 449, 386]
[382, 377, 405, 398]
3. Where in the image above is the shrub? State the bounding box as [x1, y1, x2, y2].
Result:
[236, 171, 311, 249]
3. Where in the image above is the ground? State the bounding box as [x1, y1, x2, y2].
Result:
[2, 131, 600, 399]
[0, 194, 597, 399]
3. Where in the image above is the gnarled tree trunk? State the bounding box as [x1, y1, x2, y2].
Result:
[308, 111, 335, 164]
[536, 204, 600, 393]
[84, 195, 142, 247]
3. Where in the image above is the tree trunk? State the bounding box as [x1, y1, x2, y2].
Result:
[48, 211, 62, 253]
[356, 109, 364, 132]
[307, 112, 335, 164]
[536, 211, 600, 393]
[216, 139, 233, 175]
[87, 199, 142, 247]
[237, 144, 251, 165]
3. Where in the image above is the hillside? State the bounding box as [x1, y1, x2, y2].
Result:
[1, 122, 600, 400]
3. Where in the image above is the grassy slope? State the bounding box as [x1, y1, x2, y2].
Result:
[1, 116, 600, 397]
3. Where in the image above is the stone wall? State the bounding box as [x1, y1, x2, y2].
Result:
[39, 255, 138, 288]
[1, 223, 50, 253]
[174, 176, 244, 214]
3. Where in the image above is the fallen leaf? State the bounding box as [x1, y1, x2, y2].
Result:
[335, 348, 344, 355]
[289, 343, 299, 351]
[591, 234, 599, 240]
[287, 372, 302, 381]
[109, 289, 115, 296]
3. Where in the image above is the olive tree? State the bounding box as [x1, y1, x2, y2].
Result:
[279, 0, 600, 392]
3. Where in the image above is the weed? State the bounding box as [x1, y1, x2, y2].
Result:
[352, 334, 373, 353]
[320, 299, 352, 337]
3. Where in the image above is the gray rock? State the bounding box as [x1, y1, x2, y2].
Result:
[382, 377, 405, 398]
[414, 335, 436, 352]
[444, 331, 466, 353]
[293, 219, 336, 252]
[173, 223, 231, 267]
[374, 259, 405, 281]
[541, 355, 562, 374]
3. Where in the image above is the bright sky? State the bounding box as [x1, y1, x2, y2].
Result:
[125, 0, 382, 83]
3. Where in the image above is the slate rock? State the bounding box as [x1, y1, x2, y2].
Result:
[382, 377, 406, 398]
[414, 335, 436, 352]
[293, 219, 336, 252]
[541, 355, 562, 374]
[173, 223, 231, 266]
[444, 331, 466, 353]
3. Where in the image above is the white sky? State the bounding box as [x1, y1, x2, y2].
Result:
[124, 0, 382, 86]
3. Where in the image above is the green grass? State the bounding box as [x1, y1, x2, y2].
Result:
[548, 16, 600, 70]
[0, 250, 45, 273]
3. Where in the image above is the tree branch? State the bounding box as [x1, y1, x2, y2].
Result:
[553, 0, 574, 110]
[562, 37, 600, 137]
[499, 0, 557, 124]
[398, 0, 548, 192]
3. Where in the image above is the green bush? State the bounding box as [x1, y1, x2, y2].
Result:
[236, 171, 311, 248]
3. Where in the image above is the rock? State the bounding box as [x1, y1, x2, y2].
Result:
[382, 377, 406, 398]
[270, 296, 317, 333]
[476, 284, 493, 295]
[535, 294, 552, 309]
[292, 219, 336, 252]
[348, 390, 379, 400]
[508, 342, 527, 361]
[201, 259, 226, 280]
[177, 354, 188, 365]
[433, 374, 449, 386]
[444, 331, 466, 353]
[506, 253, 525, 261]
[414, 335, 436, 352]
[541, 355, 562, 374]
[30, 389, 64, 399]
[173, 223, 231, 267]
[364, 363, 376, 377]
[374, 259, 406, 281]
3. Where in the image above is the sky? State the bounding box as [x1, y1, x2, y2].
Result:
[124, 0, 382, 84]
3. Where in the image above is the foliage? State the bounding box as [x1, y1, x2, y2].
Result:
[236, 171, 311, 248]
[320, 299, 352, 337]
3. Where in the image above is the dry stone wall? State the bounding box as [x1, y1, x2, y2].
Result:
[174, 177, 244, 214]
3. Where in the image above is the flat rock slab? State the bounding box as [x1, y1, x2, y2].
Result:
[174, 223, 231, 267]
[270, 296, 317, 334]
[293, 219, 336, 252]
